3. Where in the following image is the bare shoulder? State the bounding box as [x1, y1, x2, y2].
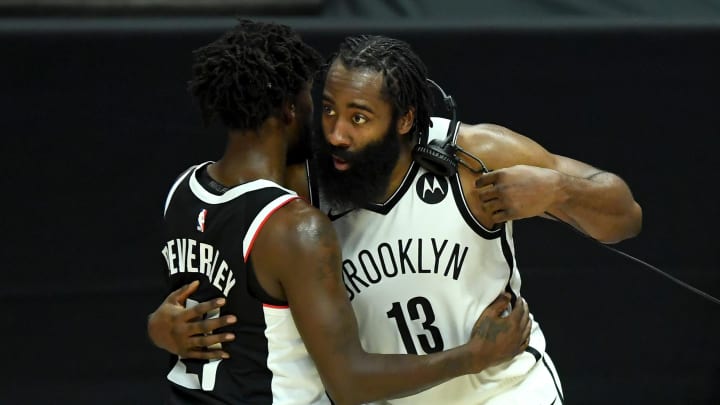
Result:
[261, 199, 336, 252]
[457, 123, 524, 151]
[252, 198, 340, 279]
[456, 123, 552, 169]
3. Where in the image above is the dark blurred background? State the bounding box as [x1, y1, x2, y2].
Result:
[1, 0, 719, 403]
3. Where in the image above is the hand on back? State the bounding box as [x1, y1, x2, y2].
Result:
[147, 281, 237, 360]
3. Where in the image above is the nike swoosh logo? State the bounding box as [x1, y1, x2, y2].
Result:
[327, 209, 351, 221]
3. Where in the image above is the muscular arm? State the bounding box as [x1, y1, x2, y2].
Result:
[458, 123, 642, 243]
[252, 200, 529, 404]
[541, 154, 642, 243]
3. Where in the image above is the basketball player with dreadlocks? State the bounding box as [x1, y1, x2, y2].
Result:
[150, 31, 641, 403]
[154, 20, 533, 405]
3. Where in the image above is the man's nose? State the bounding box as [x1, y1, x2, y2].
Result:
[326, 119, 351, 148]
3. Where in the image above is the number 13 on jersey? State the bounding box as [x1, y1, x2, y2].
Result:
[386, 296, 445, 354]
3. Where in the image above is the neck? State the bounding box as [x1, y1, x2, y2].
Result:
[208, 118, 288, 187]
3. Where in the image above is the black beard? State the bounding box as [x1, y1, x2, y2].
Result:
[312, 124, 400, 211]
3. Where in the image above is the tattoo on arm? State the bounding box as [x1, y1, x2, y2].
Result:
[312, 222, 341, 282]
[472, 318, 509, 343]
[585, 170, 608, 181]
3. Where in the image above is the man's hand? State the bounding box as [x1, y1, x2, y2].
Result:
[474, 165, 561, 224]
[147, 281, 237, 360]
[466, 293, 531, 373]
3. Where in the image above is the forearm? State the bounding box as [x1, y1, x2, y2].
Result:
[549, 171, 642, 243]
[324, 345, 476, 405]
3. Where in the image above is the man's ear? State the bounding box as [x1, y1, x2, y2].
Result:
[282, 102, 296, 124]
[396, 107, 415, 136]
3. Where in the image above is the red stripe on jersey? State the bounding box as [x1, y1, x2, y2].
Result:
[243, 196, 300, 262]
[262, 303, 290, 309]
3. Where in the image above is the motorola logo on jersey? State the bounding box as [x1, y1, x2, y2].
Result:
[197, 208, 207, 232]
[415, 173, 448, 204]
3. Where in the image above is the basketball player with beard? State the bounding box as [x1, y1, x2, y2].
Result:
[154, 21, 533, 405]
[150, 33, 641, 404]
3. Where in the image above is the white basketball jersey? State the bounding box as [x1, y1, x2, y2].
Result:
[323, 118, 555, 404]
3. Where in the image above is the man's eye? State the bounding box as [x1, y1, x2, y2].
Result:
[352, 115, 367, 124]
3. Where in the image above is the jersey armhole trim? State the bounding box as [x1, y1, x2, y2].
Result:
[243, 195, 301, 262]
[449, 174, 503, 239]
[262, 303, 290, 309]
[163, 164, 200, 217]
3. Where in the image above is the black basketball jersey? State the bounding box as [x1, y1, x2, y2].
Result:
[161, 162, 331, 405]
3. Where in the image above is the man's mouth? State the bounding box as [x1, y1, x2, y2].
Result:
[332, 155, 350, 171]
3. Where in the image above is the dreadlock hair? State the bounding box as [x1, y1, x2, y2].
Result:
[188, 19, 322, 130]
[329, 35, 433, 142]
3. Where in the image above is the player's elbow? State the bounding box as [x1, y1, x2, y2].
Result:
[322, 381, 365, 405]
[319, 355, 376, 405]
[627, 202, 643, 237]
[599, 202, 643, 244]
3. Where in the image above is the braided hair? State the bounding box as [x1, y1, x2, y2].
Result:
[189, 19, 322, 130]
[330, 35, 433, 141]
